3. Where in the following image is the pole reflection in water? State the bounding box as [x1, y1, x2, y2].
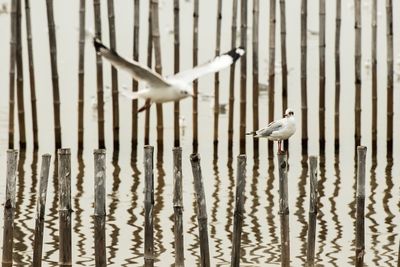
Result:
[316, 152, 328, 264]
[154, 147, 166, 261]
[265, 158, 279, 263]
[366, 155, 379, 265]
[382, 155, 395, 265]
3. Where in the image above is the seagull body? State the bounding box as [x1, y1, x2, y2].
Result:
[93, 38, 244, 112]
[247, 108, 296, 152]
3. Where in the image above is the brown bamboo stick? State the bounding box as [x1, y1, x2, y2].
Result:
[2, 150, 18, 267]
[319, 0, 326, 152]
[252, 0, 259, 155]
[25, 0, 39, 149]
[355, 146, 367, 266]
[77, 0, 85, 152]
[213, 0, 222, 148]
[173, 147, 184, 266]
[8, 0, 17, 149]
[144, 146, 154, 267]
[301, 0, 308, 153]
[268, 0, 276, 158]
[354, 0, 361, 147]
[371, 0, 377, 154]
[132, 0, 140, 150]
[279, 0, 288, 114]
[306, 156, 318, 267]
[386, 0, 393, 155]
[94, 149, 106, 267]
[334, 0, 341, 153]
[32, 154, 51, 267]
[45, 0, 62, 149]
[144, 0, 152, 146]
[278, 151, 290, 267]
[173, 0, 180, 148]
[192, 0, 199, 152]
[239, 0, 247, 154]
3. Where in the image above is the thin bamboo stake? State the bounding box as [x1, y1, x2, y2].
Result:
[268, 0, 276, 158]
[354, 0, 361, 147]
[77, 0, 85, 152]
[279, 0, 288, 114]
[173, 147, 184, 266]
[144, 146, 154, 267]
[319, 0, 326, 152]
[144, 0, 152, 146]
[355, 146, 367, 266]
[386, 0, 393, 155]
[306, 156, 318, 266]
[213, 0, 222, 148]
[8, 0, 16, 149]
[334, 0, 341, 153]
[93, 0, 105, 149]
[2, 150, 18, 267]
[132, 0, 140, 150]
[25, 0, 39, 149]
[192, 0, 199, 152]
[16, 0, 26, 149]
[239, 0, 247, 154]
[301, 0, 308, 153]
[107, 0, 119, 151]
[252, 0, 259, 155]
[173, 0, 180, 147]
[278, 151, 290, 267]
[371, 0, 377, 154]
[94, 149, 106, 267]
[33, 154, 51, 267]
[227, 0, 238, 149]
[45, 0, 62, 149]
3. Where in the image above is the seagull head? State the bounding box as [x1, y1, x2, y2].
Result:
[179, 89, 194, 99]
[284, 108, 295, 118]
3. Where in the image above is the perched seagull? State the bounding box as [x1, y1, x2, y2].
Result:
[93, 38, 245, 112]
[247, 108, 296, 152]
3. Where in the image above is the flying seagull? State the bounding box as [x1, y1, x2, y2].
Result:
[93, 38, 245, 112]
[247, 108, 296, 152]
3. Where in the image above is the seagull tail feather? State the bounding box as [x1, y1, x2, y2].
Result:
[120, 88, 140, 100]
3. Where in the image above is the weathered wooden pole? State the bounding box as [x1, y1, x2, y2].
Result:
[354, 0, 361, 147]
[132, 0, 140, 150]
[173, 0, 180, 147]
[107, 0, 119, 151]
[144, 146, 154, 267]
[25, 0, 39, 149]
[190, 154, 210, 267]
[252, 0, 259, 155]
[144, 0, 152, 146]
[58, 148, 72, 266]
[301, 0, 308, 153]
[192, 0, 199, 152]
[213, 0, 222, 148]
[173, 147, 184, 266]
[239, 0, 247, 154]
[334, 0, 341, 153]
[2, 150, 18, 267]
[319, 0, 326, 152]
[77, 0, 85, 151]
[386, 0, 393, 155]
[279, 0, 288, 114]
[268, 0, 276, 158]
[45, 0, 62, 149]
[230, 155, 246, 267]
[32, 154, 51, 267]
[94, 149, 106, 267]
[355, 146, 367, 266]
[371, 0, 377, 154]
[306, 156, 318, 267]
[278, 151, 290, 267]
[8, 0, 17, 149]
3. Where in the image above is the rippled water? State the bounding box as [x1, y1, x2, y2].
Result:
[0, 0, 400, 266]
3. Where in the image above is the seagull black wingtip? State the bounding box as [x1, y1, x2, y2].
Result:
[224, 46, 245, 63]
[93, 38, 107, 53]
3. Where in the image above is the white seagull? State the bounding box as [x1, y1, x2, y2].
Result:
[93, 38, 245, 112]
[247, 108, 296, 152]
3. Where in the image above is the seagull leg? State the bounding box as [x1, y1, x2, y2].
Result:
[138, 99, 152, 113]
[278, 141, 281, 152]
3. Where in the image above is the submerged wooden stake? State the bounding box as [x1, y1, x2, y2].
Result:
[371, 0, 377, 154]
[354, 0, 361, 147]
[252, 0, 259, 155]
[301, 0, 308, 153]
[334, 0, 341, 153]
[355, 146, 367, 266]
[268, 0, 276, 158]
[278, 151, 290, 267]
[8, 0, 17, 149]
[33, 154, 51, 267]
[319, 0, 326, 152]
[173, 0, 180, 148]
[192, 0, 199, 152]
[144, 146, 154, 267]
[306, 156, 318, 267]
[173, 147, 184, 266]
[386, 0, 393, 154]
[132, 0, 140, 149]
[94, 149, 106, 267]
[77, 0, 85, 151]
[213, 0, 222, 148]
[239, 0, 247, 154]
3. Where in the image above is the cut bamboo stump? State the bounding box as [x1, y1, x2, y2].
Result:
[230, 155, 246, 267]
[173, 147, 184, 266]
[355, 146, 367, 266]
[33, 154, 51, 267]
[144, 146, 155, 267]
[2, 150, 18, 267]
[306, 156, 318, 267]
[278, 151, 290, 267]
[58, 148, 72, 266]
[94, 149, 106, 267]
[190, 154, 210, 267]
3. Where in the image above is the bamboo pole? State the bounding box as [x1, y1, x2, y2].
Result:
[77, 0, 85, 152]
[279, 0, 288, 114]
[94, 149, 106, 267]
[45, 0, 62, 149]
[144, 146, 154, 267]
[107, 0, 119, 151]
[32, 154, 51, 267]
[192, 0, 199, 152]
[230, 155, 246, 267]
[58, 148, 72, 266]
[93, 0, 105, 149]
[132, 0, 140, 150]
[354, 0, 361, 147]
[144, 0, 152, 146]
[16, 0, 26, 149]
[306, 156, 318, 267]
[8, 0, 17, 149]
[371, 0, 377, 155]
[173, 0, 180, 147]
[252, 0, 259, 155]
[319, 0, 326, 152]
[268, 0, 276, 158]
[213, 0, 222, 148]
[386, 0, 393, 155]
[2, 150, 18, 267]
[190, 154, 210, 267]
[239, 0, 247, 154]
[25, 0, 39, 149]
[355, 146, 367, 266]
[334, 0, 341, 153]
[227, 0, 238, 150]
[173, 147, 184, 266]
[278, 151, 290, 267]
[301, 0, 308, 153]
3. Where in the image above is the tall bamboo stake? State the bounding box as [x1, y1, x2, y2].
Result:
[354, 0, 361, 147]
[306, 156, 318, 266]
[213, 0, 222, 149]
[268, 0, 276, 158]
[93, 0, 105, 149]
[8, 0, 17, 149]
[16, 0, 26, 149]
[355, 146, 367, 266]
[25, 0, 38, 149]
[132, 0, 140, 150]
[45, 0, 62, 149]
[301, 0, 308, 153]
[144, 146, 154, 267]
[173, 147, 184, 266]
[278, 151, 290, 267]
[227, 0, 238, 150]
[319, 0, 326, 151]
[386, 0, 393, 155]
[334, 0, 341, 153]
[144, 0, 152, 146]
[371, 0, 377, 154]
[252, 0, 259, 155]
[239, 0, 247, 154]
[107, 0, 119, 150]
[94, 149, 106, 267]
[77, 0, 85, 151]
[192, 0, 199, 152]
[279, 0, 288, 114]
[173, 0, 180, 147]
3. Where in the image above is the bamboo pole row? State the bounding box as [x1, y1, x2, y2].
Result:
[77, 0, 85, 151]
[213, 0, 222, 148]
